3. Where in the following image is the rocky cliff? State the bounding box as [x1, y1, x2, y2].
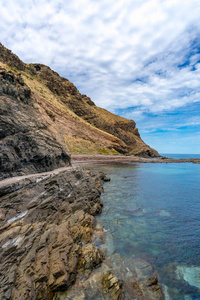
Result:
[0, 43, 159, 180]
[0, 67, 70, 180]
[0, 169, 104, 299]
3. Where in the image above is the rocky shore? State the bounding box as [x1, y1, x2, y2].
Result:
[0, 168, 103, 299]
[71, 153, 200, 165]
[0, 166, 164, 299]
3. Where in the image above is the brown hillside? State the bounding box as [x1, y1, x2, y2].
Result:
[0, 43, 159, 179]
[27, 63, 159, 156]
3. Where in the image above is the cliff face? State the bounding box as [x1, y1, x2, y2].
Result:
[0, 43, 159, 179]
[0, 67, 70, 180]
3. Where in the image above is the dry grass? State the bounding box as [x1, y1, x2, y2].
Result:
[93, 106, 132, 124]
[21, 68, 122, 142]
[64, 135, 119, 155]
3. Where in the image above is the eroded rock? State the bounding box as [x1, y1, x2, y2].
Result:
[0, 168, 103, 299]
[102, 272, 124, 299]
[78, 244, 104, 272]
[0, 68, 70, 180]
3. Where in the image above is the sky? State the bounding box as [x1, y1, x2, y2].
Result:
[1, 0, 200, 154]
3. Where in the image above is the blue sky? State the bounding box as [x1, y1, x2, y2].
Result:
[1, 0, 200, 154]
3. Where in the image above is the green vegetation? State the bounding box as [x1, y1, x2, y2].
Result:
[6, 65, 18, 73]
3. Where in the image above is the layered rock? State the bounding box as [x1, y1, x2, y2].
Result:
[0, 166, 165, 300]
[0, 68, 70, 180]
[0, 167, 164, 300]
[0, 43, 163, 300]
[0, 168, 104, 299]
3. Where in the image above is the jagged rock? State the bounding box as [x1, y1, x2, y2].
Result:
[78, 244, 104, 272]
[0, 168, 104, 299]
[145, 276, 158, 287]
[102, 272, 124, 299]
[100, 173, 111, 182]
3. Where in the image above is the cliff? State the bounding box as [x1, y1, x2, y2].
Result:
[28, 62, 159, 157]
[0, 67, 70, 180]
[0, 43, 159, 180]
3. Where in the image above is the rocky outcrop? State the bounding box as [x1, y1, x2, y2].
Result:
[0, 42, 25, 71]
[0, 168, 103, 299]
[102, 272, 124, 299]
[0, 44, 164, 300]
[0, 167, 164, 300]
[0, 68, 70, 180]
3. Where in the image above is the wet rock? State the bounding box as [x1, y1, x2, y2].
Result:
[145, 275, 158, 286]
[102, 272, 124, 299]
[99, 172, 111, 182]
[78, 244, 104, 272]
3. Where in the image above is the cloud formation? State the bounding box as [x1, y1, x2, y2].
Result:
[1, 0, 200, 153]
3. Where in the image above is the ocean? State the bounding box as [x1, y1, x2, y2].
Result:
[89, 155, 200, 299]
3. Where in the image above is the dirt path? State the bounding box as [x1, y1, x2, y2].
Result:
[0, 166, 73, 189]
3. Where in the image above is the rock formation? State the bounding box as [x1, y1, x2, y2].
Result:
[0, 43, 163, 299]
[0, 169, 103, 299]
[0, 42, 159, 173]
[0, 169, 163, 300]
[30, 63, 159, 156]
[0, 67, 70, 180]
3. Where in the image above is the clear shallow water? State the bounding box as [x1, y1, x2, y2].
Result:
[90, 161, 200, 299]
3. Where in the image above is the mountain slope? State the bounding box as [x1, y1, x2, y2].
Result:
[0, 43, 159, 178]
[29, 62, 159, 156]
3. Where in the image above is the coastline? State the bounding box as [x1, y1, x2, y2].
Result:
[71, 153, 200, 166]
[0, 164, 164, 299]
[1, 154, 199, 298]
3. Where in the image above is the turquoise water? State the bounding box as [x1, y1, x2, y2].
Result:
[90, 161, 200, 299]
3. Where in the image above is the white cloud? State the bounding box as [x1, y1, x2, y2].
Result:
[1, 1, 200, 126]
